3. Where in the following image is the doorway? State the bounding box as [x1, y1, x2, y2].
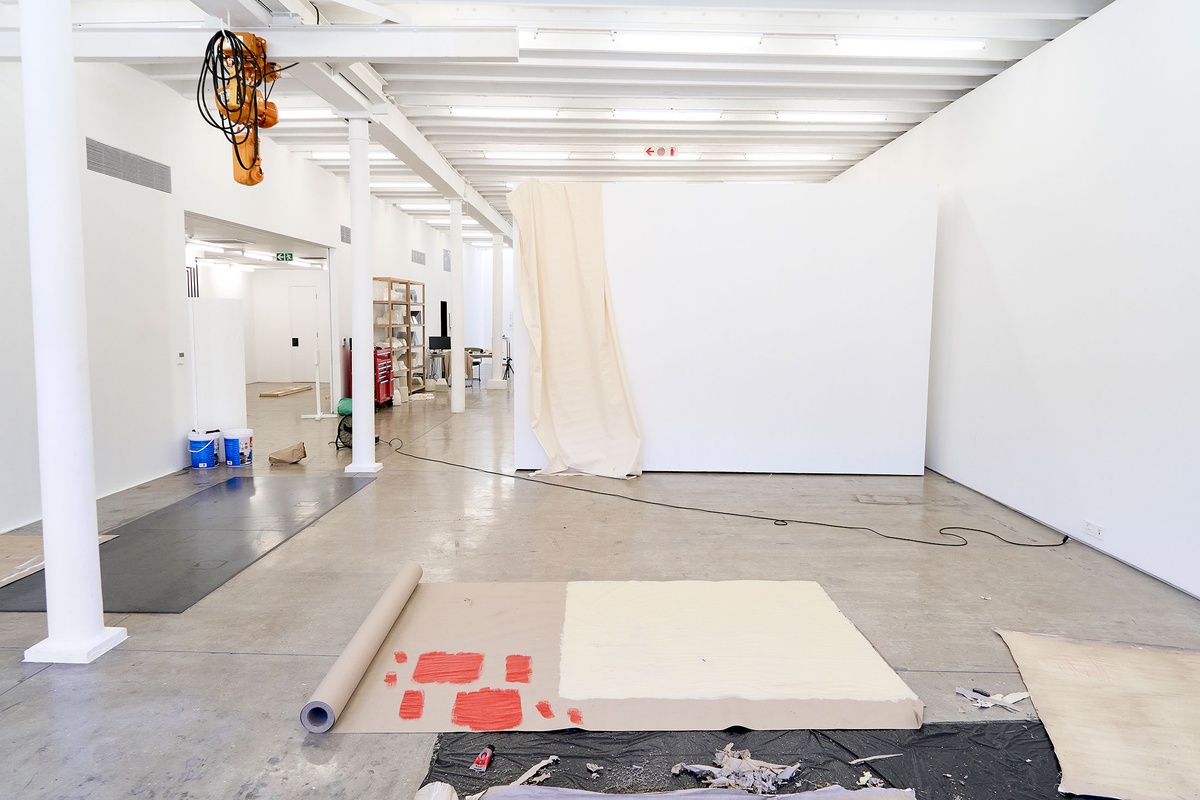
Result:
[184, 212, 337, 456]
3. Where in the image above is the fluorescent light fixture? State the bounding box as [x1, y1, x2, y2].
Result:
[188, 239, 227, 253]
[276, 108, 336, 121]
[835, 35, 986, 55]
[451, 106, 558, 119]
[243, 250, 276, 262]
[372, 181, 432, 191]
[612, 109, 722, 122]
[777, 111, 888, 123]
[400, 203, 451, 212]
[237, 265, 256, 273]
[612, 31, 761, 53]
[309, 151, 396, 161]
[744, 152, 833, 161]
[484, 151, 571, 160]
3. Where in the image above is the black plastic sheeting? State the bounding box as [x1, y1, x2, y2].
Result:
[0, 476, 373, 613]
[425, 724, 1062, 800]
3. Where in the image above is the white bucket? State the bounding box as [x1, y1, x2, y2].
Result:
[223, 428, 253, 466]
[189, 431, 220, 469]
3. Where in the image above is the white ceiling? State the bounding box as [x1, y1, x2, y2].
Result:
[25, 1, 1115, 226]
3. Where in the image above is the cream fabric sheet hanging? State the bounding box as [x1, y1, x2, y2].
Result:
[508, 180, 642, 478]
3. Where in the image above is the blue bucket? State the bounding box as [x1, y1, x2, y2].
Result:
[223, 428, 253, 467]
[189, 431, 219, 469]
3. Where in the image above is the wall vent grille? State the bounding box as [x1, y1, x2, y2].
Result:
[340, 225, 352, 244]
[85, 138, 171, 193]
[443, 249, 451, 272]
[412, 249, 426, 265]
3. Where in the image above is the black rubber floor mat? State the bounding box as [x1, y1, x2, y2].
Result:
[425, 724, 1061, 800]
[0, 476, 373, 613]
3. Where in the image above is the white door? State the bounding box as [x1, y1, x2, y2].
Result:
[289, 286, 319, 382]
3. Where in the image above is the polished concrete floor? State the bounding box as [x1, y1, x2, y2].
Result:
[2, 384, 1199, 799]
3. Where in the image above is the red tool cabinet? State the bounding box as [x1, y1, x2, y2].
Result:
[342, 341, 395, 407]
[374, 347, 393, 405]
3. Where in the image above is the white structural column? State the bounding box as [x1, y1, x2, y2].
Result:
[20, 0, 126, 664]
[449, 199, 466, 413]
[345, 116, 382, 472]
[487, 234, 507, 389]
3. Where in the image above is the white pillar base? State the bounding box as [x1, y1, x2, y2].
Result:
[24, 626, 127, 664]
[487, 379, 509, 390]
[430, 379, 449, 392]
[345, 462, 383, 474]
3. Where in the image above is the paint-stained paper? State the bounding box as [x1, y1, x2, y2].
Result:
[319, 578, 922, 733]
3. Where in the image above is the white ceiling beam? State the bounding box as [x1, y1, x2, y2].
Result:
[0, 26, 519, 64]
[191, 0, 273, 27]
[399, 96, 948, 115]
[285, 61, 511, 236]
[376, 5, 1085, 40]
[368, 104, 511, 237]
[379, 0, 1110, 18]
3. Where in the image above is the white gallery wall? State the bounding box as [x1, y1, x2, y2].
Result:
[464, 246, 515, 382]
[194, 252, 258, 383]
[250, 268, 333, 384]
[0, 61, 442, 533]
[835, 0, 1200, 597]
[515, 182, 938, 473]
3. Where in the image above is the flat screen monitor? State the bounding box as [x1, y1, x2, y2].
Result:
[429, 336, 451, 350]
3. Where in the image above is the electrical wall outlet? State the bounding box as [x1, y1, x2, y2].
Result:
[1082, 520, 1104, 539]
[176, 350, 187, 365]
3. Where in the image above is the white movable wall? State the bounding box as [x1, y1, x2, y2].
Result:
[515, 182, 938, 474]
[189, 298, 247, 431]
[834, 0, 1200, 598]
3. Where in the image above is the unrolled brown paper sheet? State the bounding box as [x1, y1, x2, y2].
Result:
[302, 567, 922, 734]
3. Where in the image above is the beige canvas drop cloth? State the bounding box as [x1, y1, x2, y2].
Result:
[508, 180, 642, 478]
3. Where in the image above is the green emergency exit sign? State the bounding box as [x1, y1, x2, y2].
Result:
[276, 252, 293, 262]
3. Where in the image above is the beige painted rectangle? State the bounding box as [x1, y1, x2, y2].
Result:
[331, 581, 921, 733]
[999, 629, 1200, 800]
[560, 581, 919, 703]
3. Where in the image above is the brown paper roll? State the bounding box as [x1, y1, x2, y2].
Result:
[301, 561, 423, 732]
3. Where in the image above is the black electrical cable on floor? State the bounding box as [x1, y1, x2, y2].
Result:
[388, 446, 1069, 550]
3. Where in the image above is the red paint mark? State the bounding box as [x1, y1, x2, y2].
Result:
[399, 690, 425, 720]
[451, 688, 523, 731]
[384, 672, 398, 687]
[394, 651, 408, 664]
[412, 651, 485, 684]
[567, 708, 583, 725]
[536, 700, 554, 719]
[506, 654, 533, 683]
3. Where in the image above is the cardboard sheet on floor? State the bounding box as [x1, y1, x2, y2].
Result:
[999, 629, 1200, 800]
[306, 566, 921, 733]
[259, 384, 312, 397]
[0, 477, 372, 613]
[0, 535, 117, 589]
